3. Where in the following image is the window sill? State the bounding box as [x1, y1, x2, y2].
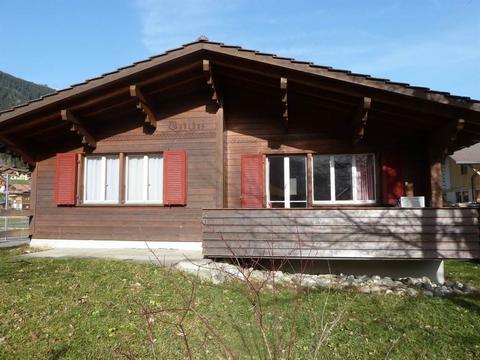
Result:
[76, 203, 165, 207]
[311, 202, 378, 207]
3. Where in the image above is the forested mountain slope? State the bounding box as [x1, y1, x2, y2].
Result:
[0, 70, 54, 111]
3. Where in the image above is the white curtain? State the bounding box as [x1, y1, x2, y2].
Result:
[105, 157, 119, 201]
[148, 155, 163, 201]
[85, 157, 102, 201]
[127, 156, 144, 201]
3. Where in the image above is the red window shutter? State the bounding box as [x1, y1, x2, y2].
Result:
[241, 154, 264, 208]
[163, 150, 187, 206]
[55, 153, 77, 206]
[381, 152, 405, 205]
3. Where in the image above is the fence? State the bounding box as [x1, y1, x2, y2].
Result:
[0, 209, 33, 248]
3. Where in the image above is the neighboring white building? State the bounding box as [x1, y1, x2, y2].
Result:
[443, 143, 480, 205]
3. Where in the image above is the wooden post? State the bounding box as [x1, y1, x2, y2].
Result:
[76, 154, 85, 204]
[30, 164, 38, 237]
[215, 107, 225, 208]
[428, 146, 443, 208]
[427, 118, 464, 208]
[280, 77, 288, 129]
[119, 152, 126, 204]
[307, 153, 313, 207]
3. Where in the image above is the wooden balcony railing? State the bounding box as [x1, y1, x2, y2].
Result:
[202, 208, 480, 260]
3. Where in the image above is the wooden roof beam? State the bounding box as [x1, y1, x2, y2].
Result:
[60, 109, 96, 148]
[444, 118, 465, 156]
[202, 60, 221, 107]
[210, 58, 479, 122]
[431, 118, 465, 158]
[129, 85, 158, 130]
[0, 134, 36, 165]
[352, 97, 371, 144]
[280, 77, 288, 129]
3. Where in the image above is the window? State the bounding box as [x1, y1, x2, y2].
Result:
[266, 155, 307, 208]
[82, 153, 164, 205]
[313, 154, 375, 204]
[454, 190, 470, 203]
[460, 164, 469, 175]
[126, 154, 163, 203]
[455, 192, 462, 203]
[84, 155, 119, 203]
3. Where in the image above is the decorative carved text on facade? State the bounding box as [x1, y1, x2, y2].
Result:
[168, 120, 205, 131]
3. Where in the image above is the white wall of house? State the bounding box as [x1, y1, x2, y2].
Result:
[442, 157, 480, 205]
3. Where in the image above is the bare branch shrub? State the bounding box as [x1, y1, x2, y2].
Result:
[118, 240, 348, 359]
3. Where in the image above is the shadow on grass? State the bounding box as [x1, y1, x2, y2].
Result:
[46, 343, 69, 360]
[447, 295, 480, 315]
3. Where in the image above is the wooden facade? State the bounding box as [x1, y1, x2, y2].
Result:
[33, 92, 217, 241]
[0, 40, 479, 260]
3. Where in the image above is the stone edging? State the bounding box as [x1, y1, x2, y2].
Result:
[174, 259, 477, 297]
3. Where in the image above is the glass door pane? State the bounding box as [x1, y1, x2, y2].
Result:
[127, 156, 145, 201]
[313, 156, 331, 201]
[268, 157, 285, 208]
[105, 156, 119, 201]
[85, 156, 103, 201]
[289, 156, 307, 208]
[147, 155, 163, 201]
[334, 155, 353, 200]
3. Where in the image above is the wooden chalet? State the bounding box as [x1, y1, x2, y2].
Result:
[1, 39, 480, 279]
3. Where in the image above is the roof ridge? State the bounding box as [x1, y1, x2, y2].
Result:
[0, 39, 479, 118]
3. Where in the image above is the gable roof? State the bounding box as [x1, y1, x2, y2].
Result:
[450, 143, 480, 164]
[1, 39, 479, 124]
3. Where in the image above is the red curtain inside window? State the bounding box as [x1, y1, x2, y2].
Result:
[356, 154, 375, 201]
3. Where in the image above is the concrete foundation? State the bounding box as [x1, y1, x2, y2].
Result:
[29, 239, 445, 283]
[30, 239, 202, 250]
[252, 259, 445, 283]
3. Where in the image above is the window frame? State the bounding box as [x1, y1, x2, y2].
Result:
[312, 153, 377, 205]
[125, 153, 164, 205]
[83, 155, 120, 205]
[265, 155, 308, 209]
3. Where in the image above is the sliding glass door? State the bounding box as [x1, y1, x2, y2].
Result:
[312, 154, 376, 204]
[266, 155, 307, 208]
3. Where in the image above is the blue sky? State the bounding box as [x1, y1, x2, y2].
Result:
[1, 0, 479, 99]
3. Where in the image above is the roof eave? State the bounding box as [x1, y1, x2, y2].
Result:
[1, 39, 479, 126]
[0, 42, 208, 124]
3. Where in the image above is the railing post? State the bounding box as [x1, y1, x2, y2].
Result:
[428, 145, 443, 208]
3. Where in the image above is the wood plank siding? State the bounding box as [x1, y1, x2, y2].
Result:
[203, 208, 480, 259]
[224, 85, 427, 208]
[33, 92, 217, 241]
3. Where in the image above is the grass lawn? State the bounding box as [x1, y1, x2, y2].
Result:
[1, 248, 480, 359]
